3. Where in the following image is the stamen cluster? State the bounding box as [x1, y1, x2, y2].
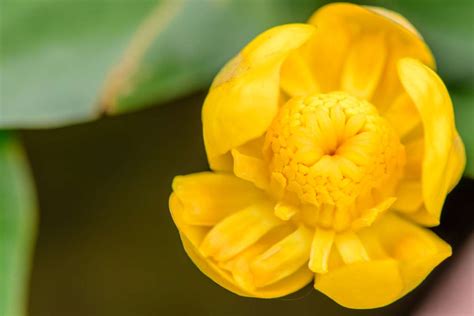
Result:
[264, 92, 405, 230]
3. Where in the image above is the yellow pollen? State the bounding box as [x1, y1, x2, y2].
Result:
[264, 92, 405, 231]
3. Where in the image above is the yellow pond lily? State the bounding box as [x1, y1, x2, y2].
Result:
[169, 3, 466, 309]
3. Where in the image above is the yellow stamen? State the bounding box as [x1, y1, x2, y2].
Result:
[264, 92, 405, 231]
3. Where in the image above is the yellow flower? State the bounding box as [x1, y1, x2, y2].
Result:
[169, 3, 466, 309]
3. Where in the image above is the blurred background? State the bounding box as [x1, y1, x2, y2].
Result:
[1, 0, 473, 315]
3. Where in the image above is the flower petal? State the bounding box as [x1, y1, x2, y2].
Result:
[250, 225, 312, 288]
[171, 172, 264, 226]
[398, 58, 466, 225]
[199, 200, 282, 261]
[280, 49, 320, 97]
[170, 172, 314, 298]
[367, 7, 435, 111]
[180, 233, 258, 297]
[446, 131, 466, 192]
[231, 136, 269, 190]
[309, 227, 334, 273]
[392, 180, 424, 213]
[315, 258, 403, 309]
[315, 213, 451, 309]
[334, 232, 369, 264]
[170, 194, 209, 248]
[203, 24, 315, 169]
[181, 226, 314, 298]
[383, 94, 421, 139]
[366, 7, 422, 39]
[341, 33, 387, 100]
[305, 6, 352, 92]
[226, 225, 314, 297]
[403, 137, 424, 179]
[306, 3, 434, 111]
[351, 197, 396, 230]
[371, 213, 452, 296]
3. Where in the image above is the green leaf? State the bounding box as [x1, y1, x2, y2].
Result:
[0, 132, 37, 316]
[0, 0, 158, 128]
[451, 89, 474, 178]
[1, 0, 323, 128]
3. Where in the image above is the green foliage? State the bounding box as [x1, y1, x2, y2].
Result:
[452, 89, 474, 177]
[0, 0, 157, 128]
[0, 133, 37, 316]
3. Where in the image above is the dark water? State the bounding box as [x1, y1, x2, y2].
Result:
[21, 92, 473, 316]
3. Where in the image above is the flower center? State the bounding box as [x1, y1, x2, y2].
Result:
[264, 92, 405, 231]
